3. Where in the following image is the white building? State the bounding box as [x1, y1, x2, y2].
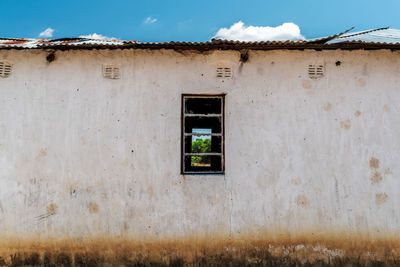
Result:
[0, 28, 399, 265]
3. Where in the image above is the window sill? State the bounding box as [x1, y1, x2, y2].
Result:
[181, 172, 224, 176]
[181, 173, 225, 179]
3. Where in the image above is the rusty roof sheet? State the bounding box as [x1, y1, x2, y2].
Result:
[1, 27, 400, 50]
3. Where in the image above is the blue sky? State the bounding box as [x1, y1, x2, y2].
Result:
[2, 0, 400, 42]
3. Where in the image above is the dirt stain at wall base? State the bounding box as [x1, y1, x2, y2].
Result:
[0, 236, 398, 266]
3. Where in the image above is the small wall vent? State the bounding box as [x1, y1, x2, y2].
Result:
[0, 61, 12, 78]
[103, 64, 120, 79]
[308, 64, 324, 79]
[217, 67, 232, 78]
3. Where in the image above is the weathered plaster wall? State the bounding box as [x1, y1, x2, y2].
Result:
[0, 48, 399, 264]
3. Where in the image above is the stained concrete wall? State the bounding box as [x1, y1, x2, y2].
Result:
[0, 48, 399, 263]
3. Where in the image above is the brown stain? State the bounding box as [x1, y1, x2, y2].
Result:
[46, 203, 58, 215]
[127, 207, 135, 218]
[37, 148, 47, 158]
[370, 172, 383, 184]
[358, 78, 366, 87]
[376, 193, 388, 205]
[384, 168, 392, 175]
[121, 159, 130, 166]
[369, 157, 379, 169]
[323, 103, 332, 111]
[88, 202, 99, 214]
[0, 235, 398, 266]
[295, 195, 310, 207]
[314, 187, 323, 195]
[354, 110, 361, 117]
[123, 222, 129, 231]
[291, 179, 300, 185]
[257, 67, 265, 75]
[146, 186, 154, 197]
[302, 80, 312, 89]
[80, 137, 86, 145]
[382, 105, 390, 112]
[340, 120, 351, 130]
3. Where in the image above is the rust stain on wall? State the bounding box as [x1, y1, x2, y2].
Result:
[323, 103, 332, 111]
[80, 137, 86, 145]
[291, 178, 301, 185]
[46, 203, 58, 215]
[354, 110, 361, 117]
[340, 120, 351, 130]
[295, 195, 310, 207]
[358, 78, 366, 87]
[147, 186, 154, 197]
[370, 172, 383, 184]
[384, 168, 392, 175]
[369, 157, 379, 169]
[382, 105, 390, 112]
[302, 80, 312, 89]
[0, 235, 398, 266]
[36, 148, 47, 158]
[376, 193, 388, 205]
[88, 202, 99, 214]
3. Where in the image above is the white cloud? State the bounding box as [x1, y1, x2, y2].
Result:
[213, 21, 305, 41]
[144, 16, 157, 24]
[79, 33, 116, 40]
[39, 28, 54, 38]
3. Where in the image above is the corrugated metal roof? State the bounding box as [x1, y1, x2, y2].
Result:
[0, 37, 136, 49]
[326, 27, 400, 44]
[1, 27, 400, 50]
[306, 27, 355, 44]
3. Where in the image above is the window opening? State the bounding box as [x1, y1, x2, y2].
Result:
[182, 95, 224, 174]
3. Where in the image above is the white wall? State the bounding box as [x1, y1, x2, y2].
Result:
[0, 48, 399, 242]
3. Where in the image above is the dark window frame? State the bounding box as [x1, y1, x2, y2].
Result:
[181, 93, 225, 175]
